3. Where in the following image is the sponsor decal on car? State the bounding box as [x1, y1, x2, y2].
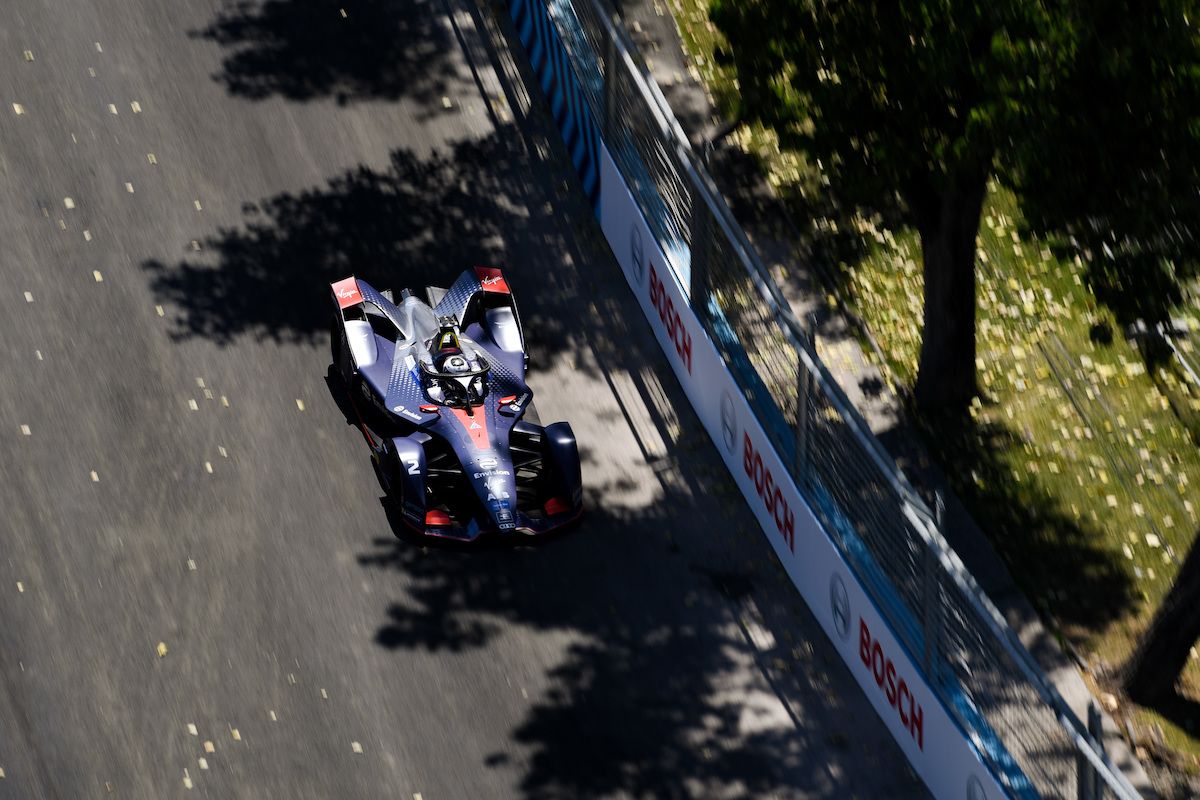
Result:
[331, 277, 362, 309]
[474, 266, 510, 294]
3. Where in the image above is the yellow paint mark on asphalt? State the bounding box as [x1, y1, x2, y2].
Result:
[268, 710, 277, 721]
[90, 470, 99, 482]
[147, 153, 157, 165]
[125, 182, 134, 193]
[194, 200, 203, 211]
[131, 101, 141, 113]
[230, 727, 241, 741]
[203, 741, 215, 754]
[23, 291, 33, 303]
[188, 399, 199, 411]
[351, 741, 363, 754]
[187, 723, 198, 735]
[83, 230, 92, 242]
[187, 559, 197, 571]
[198, 758, 208, 770]
[156, 305, 165, 317]
[295, 399, 305, 411]
[63, 197, 75, 209]
[108, 103, 118, 115]
[20, 425, 30, 436]
[220, 395, 229, 407]
[23, 50, 33, 62]
[156, 641, 168, 657]
[218, 446, 228, 458]
[93, 270, 103, 282]
[16, 582, 24, 593]
[12, 103, 25, 115]
[204, 461, 213, 474]
[95, 42, 103, 52]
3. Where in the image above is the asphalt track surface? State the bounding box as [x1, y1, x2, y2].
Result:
[0, 1, 928, 797]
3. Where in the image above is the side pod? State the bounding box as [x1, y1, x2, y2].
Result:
[391, 433, 431, 526]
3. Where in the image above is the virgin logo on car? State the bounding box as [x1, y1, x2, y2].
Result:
[481, 276, 503, 286]
[336, 287, 356, 299]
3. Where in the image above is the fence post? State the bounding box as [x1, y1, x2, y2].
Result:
[1076, 701, 1105, 800]
[794, 315, 816, 485]
[603, 31, 618, 144]
[922, 491, 946, 680]
[689, 199, 710, 326]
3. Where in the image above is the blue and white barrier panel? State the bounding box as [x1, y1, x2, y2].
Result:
[505, 1, 1015, 796]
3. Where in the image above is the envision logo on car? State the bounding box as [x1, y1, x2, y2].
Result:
[630, 223, 645, 283]
[720, 390, 737, 453]
[829, 572, 850, 640]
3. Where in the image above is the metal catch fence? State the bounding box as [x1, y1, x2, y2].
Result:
[537, 0, 1142, 796]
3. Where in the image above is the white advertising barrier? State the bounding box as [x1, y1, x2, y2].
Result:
[598, 145, 1007, 800]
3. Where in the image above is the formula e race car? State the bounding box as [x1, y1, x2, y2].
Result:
[329, 267, 583, 540]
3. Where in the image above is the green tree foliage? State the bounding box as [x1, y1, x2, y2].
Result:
[709, 0, 1200, 414]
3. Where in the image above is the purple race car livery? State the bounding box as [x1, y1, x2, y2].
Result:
[330, 267, 583, 540]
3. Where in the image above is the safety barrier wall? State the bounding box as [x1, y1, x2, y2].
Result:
[503, 0, 1142, 797]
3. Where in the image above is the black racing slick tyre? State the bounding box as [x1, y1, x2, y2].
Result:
[330, 315, 346, 377]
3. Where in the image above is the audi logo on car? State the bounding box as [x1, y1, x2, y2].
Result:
[720, 390, 737, 453]
[829, 572, 850, 640]
[630, 223, 646, 283]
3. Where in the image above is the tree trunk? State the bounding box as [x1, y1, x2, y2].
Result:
[1122, 529, 1200, 705]
[912, 169, 989, 417]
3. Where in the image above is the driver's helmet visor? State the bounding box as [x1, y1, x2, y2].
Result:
[420, 359, 488, 406]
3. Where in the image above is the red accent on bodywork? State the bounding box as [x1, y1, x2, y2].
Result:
[425, 510, 453, 526]
[544, 497, 571, 516]
[419, 404, 440, 413]
[448, 407, 491, 449]
[331, 276, 362, 309]
[499, 395, 517, 404]
[474, 267, 510, 294]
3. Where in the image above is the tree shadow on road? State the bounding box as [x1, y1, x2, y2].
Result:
[142, 129, 582, 372]
[195, 0, 465, 106]
[356, 473, 911, 799]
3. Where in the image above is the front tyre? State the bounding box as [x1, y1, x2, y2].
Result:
[330, 315, 347, 378]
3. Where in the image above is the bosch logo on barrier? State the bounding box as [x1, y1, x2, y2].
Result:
[649, 264, 692, 374]
[859, 618, 924, 750]
[742, 433, 795, 552]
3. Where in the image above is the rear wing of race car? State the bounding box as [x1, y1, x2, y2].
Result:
[433, 267, 526, 357]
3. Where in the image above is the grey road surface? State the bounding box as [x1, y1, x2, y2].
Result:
[0, 0, 927, 797]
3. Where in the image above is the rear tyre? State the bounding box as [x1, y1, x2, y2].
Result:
[330, 315, 347, 378]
